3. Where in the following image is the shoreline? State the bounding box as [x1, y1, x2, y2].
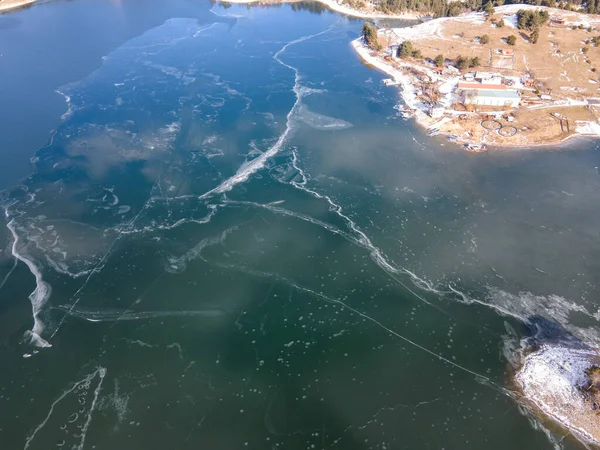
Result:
[515, 345, 600, 446]
[0, 0, 36, 12]
[217, 0, 422, 20]
[350, 28, 600, 150]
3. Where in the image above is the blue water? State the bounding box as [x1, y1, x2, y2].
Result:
[1, 1, 600, 448]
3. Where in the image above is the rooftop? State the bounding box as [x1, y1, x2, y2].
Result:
[458, 82, 508, 90]
[467, 89, 520, 99]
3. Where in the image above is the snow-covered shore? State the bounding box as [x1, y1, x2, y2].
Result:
[217, 0, 421, 20]
[516, 345, 600, 445]
[0, 0, 36, 12]
[351, 38, 437, 130]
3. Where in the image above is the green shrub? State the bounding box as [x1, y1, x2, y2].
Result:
[455, 55, 469, 70]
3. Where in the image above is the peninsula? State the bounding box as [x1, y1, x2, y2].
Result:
[517, 344, 600, 446]
[354, 4, 600, 149]
[221, 0, 600, 149]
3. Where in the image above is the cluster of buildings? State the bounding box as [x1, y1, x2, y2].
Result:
[457, 72, 521, 108]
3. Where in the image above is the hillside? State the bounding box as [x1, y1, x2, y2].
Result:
[392, 5, 600, 97]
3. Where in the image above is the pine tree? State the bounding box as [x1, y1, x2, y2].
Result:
[361, 22, 381, 50]
[397, 40, 415, 58]
[434, 54, 445, 67]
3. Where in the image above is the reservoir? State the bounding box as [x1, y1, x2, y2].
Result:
[1, 1, 600, 448]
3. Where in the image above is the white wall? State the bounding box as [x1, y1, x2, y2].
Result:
[467, 96, 519, 107]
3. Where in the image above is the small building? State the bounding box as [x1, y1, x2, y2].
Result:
[390, 44, 399, 59]
[463, 89, 520, 107]
[550, 17, 565, 26]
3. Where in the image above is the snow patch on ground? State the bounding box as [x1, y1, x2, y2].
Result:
[504, 14, 518, 29]
[516, 345, 600, 445]
[438, 77, 459, 107]
[392, 17, 450, 42]
[576, 121, 600, 135]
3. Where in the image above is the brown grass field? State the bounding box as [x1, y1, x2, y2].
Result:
[410, 12, 600, 99]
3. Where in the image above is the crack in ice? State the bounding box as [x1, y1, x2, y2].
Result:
[198, 24, 335, 200]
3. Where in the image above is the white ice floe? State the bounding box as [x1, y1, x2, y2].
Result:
[7, 219, 52, 349]
[296, 104, 353, 131]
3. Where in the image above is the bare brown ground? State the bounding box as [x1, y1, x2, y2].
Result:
[438, 105, 596, 147]
[413, 14, 600, 100]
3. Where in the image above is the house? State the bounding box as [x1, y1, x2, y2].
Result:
[462, 89, 520, 107]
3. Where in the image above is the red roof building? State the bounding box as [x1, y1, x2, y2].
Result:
[457, 82, 507, 90]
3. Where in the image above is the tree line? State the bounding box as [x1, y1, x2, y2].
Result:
[396, 40, 481, 69]
[374, 0, 596, 18]
[516, 9, 550, 29]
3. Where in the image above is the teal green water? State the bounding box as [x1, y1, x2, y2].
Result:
[2, 1, 600, 449]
